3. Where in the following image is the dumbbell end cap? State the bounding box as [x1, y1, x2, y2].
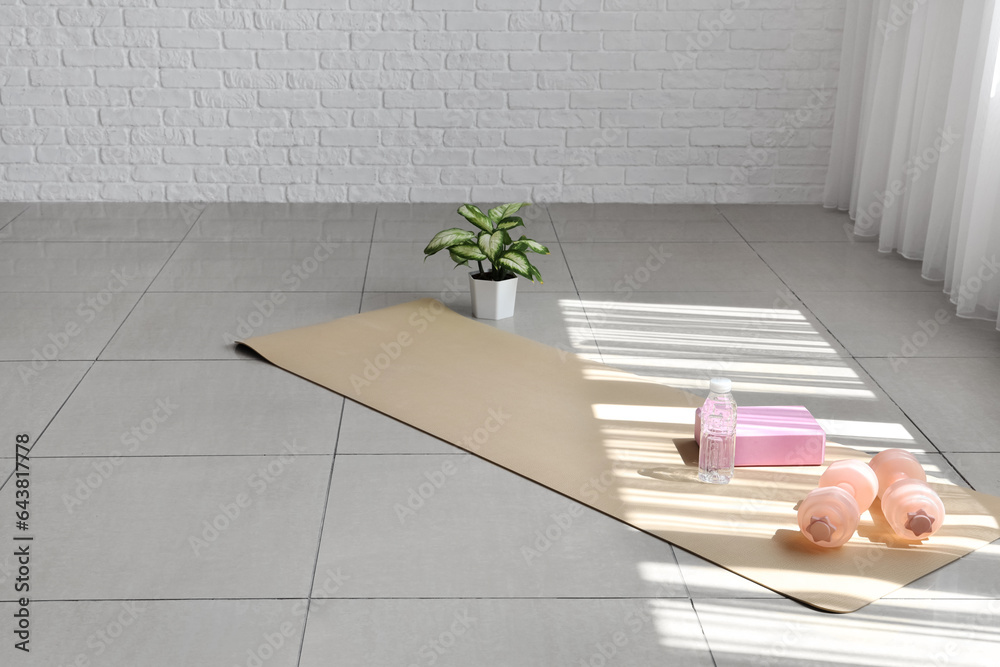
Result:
[905, 509, 935, 537]
[807, 516, 836, 543]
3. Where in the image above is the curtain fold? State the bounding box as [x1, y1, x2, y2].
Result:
[825, 0, 1000, 330]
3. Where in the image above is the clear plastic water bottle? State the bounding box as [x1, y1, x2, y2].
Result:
[698, 377, 737, 484]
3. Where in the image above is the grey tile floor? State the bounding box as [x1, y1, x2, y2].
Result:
[0, 202, 998, 666]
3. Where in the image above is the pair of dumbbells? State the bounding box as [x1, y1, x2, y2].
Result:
[797, 449, 946, 547]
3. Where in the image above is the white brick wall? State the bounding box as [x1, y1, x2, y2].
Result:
[0, 0, 844, 203]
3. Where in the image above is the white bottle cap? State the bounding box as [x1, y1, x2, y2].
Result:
[709, 377, 732, 394]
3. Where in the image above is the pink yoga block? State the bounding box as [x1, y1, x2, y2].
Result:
[694, 405, 826, 467]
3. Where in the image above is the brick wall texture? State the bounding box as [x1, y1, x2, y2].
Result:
[0, 0, 845, 203]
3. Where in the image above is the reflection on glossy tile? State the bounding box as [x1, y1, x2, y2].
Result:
[555, 217, 741, 243]
[695, 597, 1000, 667]
[0, 600, 305, 667]
[372, 204, 556, 245]
[0, 202, 27, 228]
[16, 202, 202, 222]
[860, 358, 1000, 453]
[717, 204, 855, 242]
[0, 242, 174, 292]
[375, 203, 556, 241]
[376, 203, 536, 222]
[0, 361, 89, 455]
[753, 242, 940, 292]
[364, 242, 575, 292]
[0, 456, 329, 599]
[0, 292, 142, 361]
[3, 202, 201, 242]
[2, 216, 193, 243]
[2, 201, 998, 659]
[468, 291, 601, 352]
[551, 203, 721, 222]
[201, 202, 376, 222]
[190, 203, 376, 242]
[102, 291, 361, 360]
[800, 291, 1000, 358]
[360, 291, 599, 352]
[314, 455, 685, 598]
[373, 214, 557, 243]
[375, 203, 464, 221]
[38, 360, 343, 457]
[563, 242, 784, 292]
[550, 204, 739, 242]
[299, 598, 713, 667]
[149, 241, 369, 292]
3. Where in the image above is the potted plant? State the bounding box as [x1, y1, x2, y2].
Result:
[423, 202, 549, 320]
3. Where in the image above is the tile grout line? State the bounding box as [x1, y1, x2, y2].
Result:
[710, 202, 739, 239]
[940, 452, 978, 492]
[852, 354, 1000, 359]
[548, 207, 705, 616]
[0, 203, 30, 234]
[292, 204, 379, 667]
[0, 240, 193, 244]
[687, 598, 719, 667]
[547, 205, 607, 365]
[8, 595, 751, 603]
[24, 453, 335, 459]
[90, 204, 207, 363]
[0, 364, 94, 495]
[851, 359, 974, 488]
[0, 206, 210, 490]
[356, 204, 378, 301]
[712, 207, 974, 484]
[5, 204, 996, 658]
[546, 205, 577, 294]
[293, 403, 347, 667]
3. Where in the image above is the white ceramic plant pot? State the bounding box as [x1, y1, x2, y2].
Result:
[469, 271, 518, 320]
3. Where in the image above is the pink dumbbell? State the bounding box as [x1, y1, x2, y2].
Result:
[798, 460, 879, 547]
[868, 449, 946, 540]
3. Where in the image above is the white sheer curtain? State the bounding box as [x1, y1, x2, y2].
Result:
[825, 0, 1000, 329]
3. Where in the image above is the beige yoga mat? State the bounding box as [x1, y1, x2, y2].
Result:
[240, 299, 1000, 613]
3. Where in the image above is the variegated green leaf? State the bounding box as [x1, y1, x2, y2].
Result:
[509, 237, 549, 255]
[457, 204, 492, 233]
[527, 260, 543, 283]
[496, 216, 524, 231]
[495, 250, 540, 282]
[448, 243, 487, 264]
[477, 229, 509, 262]
[423, 228, 476, 256]
[487, 202, 530, 223]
